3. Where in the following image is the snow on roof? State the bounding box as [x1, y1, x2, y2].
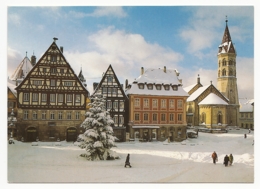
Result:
[125, 68, 189, 96]
[239, 99, 254, 112]
[187, 85, 210, 101]
[7, 77, 17, 97]
[183, 83, 197, 93]
[10, 56, 33, 81]
[198, 93, 228, 105]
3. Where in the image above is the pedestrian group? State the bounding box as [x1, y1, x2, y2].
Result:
[211, 151, 234, 167]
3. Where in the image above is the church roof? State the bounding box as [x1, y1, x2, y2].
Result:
[10, 56, 33, 81]
[187, 85, 210, 101]
[198, 93, 228, 105]
[218, 19, 236, 54]
[183, 83, 197, 93]
[126, 67, 189, 96]
[7, 77, 17, 97]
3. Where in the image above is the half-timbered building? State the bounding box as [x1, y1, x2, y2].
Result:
[15, 38, 89, 142]
[125, 66, 189, 142]
[92, 64, 129, 142]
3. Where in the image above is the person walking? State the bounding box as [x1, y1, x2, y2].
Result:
[224, 155, 229, 167]
[229, 154, 233, 166]
[211, 151, 218, 164]
[125, 154, 132, 168]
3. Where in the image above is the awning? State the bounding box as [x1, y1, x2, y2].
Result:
[132, 126, 160, 129]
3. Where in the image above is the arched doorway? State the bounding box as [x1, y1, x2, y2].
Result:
[217, 113, 222, 124]
[26, 127, 37, 142]
[66, 127, 77, 141]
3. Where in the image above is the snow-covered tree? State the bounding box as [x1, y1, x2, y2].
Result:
[78, 95, 119, 161]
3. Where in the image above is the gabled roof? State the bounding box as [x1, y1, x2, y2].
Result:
[10, 56, 33, 81]
[125, 67, 189, 97]
[198, 93, 228, 105]
[183, 83, 197, 93]
[92, 64, 127, 98]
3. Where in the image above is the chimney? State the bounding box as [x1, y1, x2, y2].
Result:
[141, 67, 144, 75]
[31, 54, 37, 66]
[197, 74, 200, 84]
[164, 66, 166, 73]
[60, 46, 63, 53]
[125, 79, 128, 89]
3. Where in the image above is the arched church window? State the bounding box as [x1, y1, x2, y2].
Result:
[219, 60, 221, 67]
[218, 70, 220, 77]
[222, 58, 226, 66]
[229, 59, 233, 65]
[222, 69, 226, 76]
[201, 112, 206, 124]
[217, 113, 222, 124]
[229, 69, 233, 76]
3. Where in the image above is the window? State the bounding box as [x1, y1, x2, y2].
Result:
[58, 111, 63, 120]
[152, 114, 157, 121]
[32, 93, 38, 102]
[169, 113, 174, 121]
[134, 98, 140, 107]
[241, 113, 244, 118]
[50, 112, 55, 120]
[33, 80, 42, 86]
[42, 93, 47, 102]
[152, 99, 158, 107]
[75, 94, 80, 102]
[178, 114, 182, 121]
[8, 101, 16, 108]
[58, 94, 63, 102]
[172, 85, 178, 91]
[156, 85, 161, 90]
[164, 85, 169, 90]
[147, 84, 153, 90]
[67, 94, 72, 102]
[75, 112, 80, 120]
[169, 99, 174, 108]
[32, 111, 37, 120]
[161, 114, 166, 121]
[43, 68, 47, 73]
[107, 101, 112, 109]
[51, 55, 57, 62]
[23, 93, 29, 102]
[144, 113, 148, 121]
[119, 116, 124, 124]
[60, 69, 64, 74]
[50, 67, 56, 74]
[161, 99, 166, 108]
[107, 76, 113, 83]
[42, 111, 46, 120]
[23, 110, 29, 120]
[50, 94, 56, 103]
[113, 101, 118, 109]
[177, 100, 183, 108]
[120, 101, 124, 109]
[102, 87, 107, 94]
[112, 88, 117, 94]
[144, 99, 149, 107]
[222, 69, 226, 76]
[108, 88, 111, 94]
[50, 79, 56, 87]
[138, 84, 144, 89]
[64, 81, 73, 86]
[134, 113, 140, 121]
[67, 112, 72, 120]
[113, 116, 118, 124]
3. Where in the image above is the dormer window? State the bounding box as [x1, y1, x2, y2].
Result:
[138, 84, 144, 89]
[164, 85, 169, 90]
[172, 85, 178, 91]
[156, 85, 161, 90]
[147, 84, 153, 90]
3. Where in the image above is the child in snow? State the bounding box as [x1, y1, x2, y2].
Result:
[125, 154, 132, 168]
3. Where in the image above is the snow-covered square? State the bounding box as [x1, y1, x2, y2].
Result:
[7, 127, 254, 183]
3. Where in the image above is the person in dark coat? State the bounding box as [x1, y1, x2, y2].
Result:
[224, 155, 229, 167]
[211, 151, 218, 164]
[229, 154, 233, 166]
[125, 154, 132, 168]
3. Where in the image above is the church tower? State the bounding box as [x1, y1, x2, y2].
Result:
[217, 17, 239, 126]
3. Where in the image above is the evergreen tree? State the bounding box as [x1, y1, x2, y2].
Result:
[78, 95, 119, 160]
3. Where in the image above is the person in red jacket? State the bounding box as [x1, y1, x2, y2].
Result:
[212, 151, 218, 164]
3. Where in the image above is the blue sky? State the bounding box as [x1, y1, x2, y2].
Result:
[5, 3, 256, 99]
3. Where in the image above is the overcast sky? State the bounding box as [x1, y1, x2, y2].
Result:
[4, 1, 256, 100]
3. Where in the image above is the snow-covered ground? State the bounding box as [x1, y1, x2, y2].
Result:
[7, 127, 255, 186]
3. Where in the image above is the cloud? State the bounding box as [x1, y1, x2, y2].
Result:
[7, 47, 23, 77]
[8, 13, 21, 26]
[69, 6, 127, 19]
[179, 6, 253, 57]
[64, 27, 183, 94]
